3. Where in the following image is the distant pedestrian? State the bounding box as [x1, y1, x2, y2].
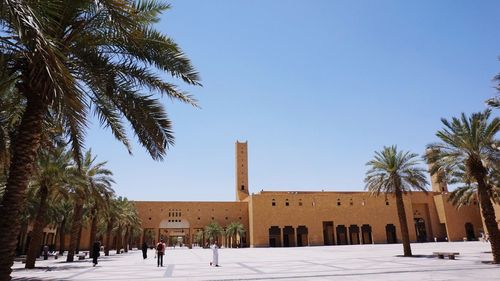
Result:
[43, 245, 49, 260]
[210, 241, 219, 267]
[142, 241, 148, 259]
[156, 239, 165, 267]
[92, 241, 101, 267]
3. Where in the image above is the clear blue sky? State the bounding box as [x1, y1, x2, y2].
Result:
[86, 0, 500, 201]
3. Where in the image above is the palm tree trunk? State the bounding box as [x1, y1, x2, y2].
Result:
[0, 95, 45, 280]
[75, 224, 83, 254]
[25, 185, 49, 268]
[19, 222, 29, 255]
[58, 218, 66, 255]
[395, 186, 412, 256]
[116, 226, 122, 254]
[123, 227, 129, 253]
[89, 207, 98, 258]
[104, 219, 114, 256]
[475, 176, 500, 263]
[67, 201, 84, 262]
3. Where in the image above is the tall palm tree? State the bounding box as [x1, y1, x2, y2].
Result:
[112, 197, 140, 254]
[365, 146, 428, 257]
[103, 198, 119, 256]
[66, 151, 114, 262]
[445, 165, 500, 208]
[204, 222, 224, 244]
[426, 111, 500, 263]
[25, 146, 72, 268]
[47, 198, 73, 255]
[0, 1, 200, 277]
[226, 222, 245, 248]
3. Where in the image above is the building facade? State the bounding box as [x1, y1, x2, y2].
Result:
[134, 141, 493, 248]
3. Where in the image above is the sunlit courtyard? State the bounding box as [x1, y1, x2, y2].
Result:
[11, 242, 500, 280]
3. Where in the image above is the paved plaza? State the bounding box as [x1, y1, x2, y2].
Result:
[11, 242, 500, 280]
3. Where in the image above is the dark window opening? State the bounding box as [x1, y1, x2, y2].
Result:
[241, 185, 245, 190]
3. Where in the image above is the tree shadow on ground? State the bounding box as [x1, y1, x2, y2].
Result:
[394, 254, 436, 258]
[12, 264, 85, 272]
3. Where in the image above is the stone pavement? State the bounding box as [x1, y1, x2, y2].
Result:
[11, 242, 500, 280]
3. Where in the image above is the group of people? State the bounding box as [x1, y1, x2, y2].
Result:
[141, 240, 220, 267]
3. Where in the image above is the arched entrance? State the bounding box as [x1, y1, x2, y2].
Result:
[349, 225, 360, 245]
[465, 223, 475, 241]
[296, 225, 308, 247]
[361, 224, 372, 244]
[283, 226, 295, 247]
[336, 225, 347, 245]
[158, 219, 191, 247]
[323, 221, 335, 245]
[386, 224, 397, 244]
[269, 226, 281, 247]
[414, 218, 427, 242]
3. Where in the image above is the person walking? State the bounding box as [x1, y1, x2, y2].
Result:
[142, 241, 148, 259]
[210, 241, 219, 267]
[92, 241, 101, 267]
[43, 245, 49, 260]
[156, 239, 165, 267]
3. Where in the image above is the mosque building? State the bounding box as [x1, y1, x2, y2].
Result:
[134, 141, 489, 248]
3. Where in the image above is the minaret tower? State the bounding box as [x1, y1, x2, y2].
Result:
[236, 141, 249, 201]
[426, 149, 448, 193]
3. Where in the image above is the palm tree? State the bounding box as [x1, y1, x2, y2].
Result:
[365, 146, 428, 256]
[112, 197, 141, 254]
[444, 165, 500, 209]
[47, 199, 73, 256]
[103, 199, 119, 256]
[204, 222, 224, 245]
[66, 151, 114, 262]
[0, 1, 200, 277]
[226, 222, 245, 248]
[194, 230, 204, 247]
[25, 146, 72, 268]
[426, 111, 500, 263]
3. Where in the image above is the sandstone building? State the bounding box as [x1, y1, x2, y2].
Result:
[134, 141, 487, 248]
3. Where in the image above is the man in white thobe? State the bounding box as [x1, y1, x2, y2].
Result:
[210, 242, 219, 267]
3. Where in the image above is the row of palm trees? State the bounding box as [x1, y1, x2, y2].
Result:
[0, 0, 201, 279]
[195, 222, 246, 248]
[2, 142, 143, 269]
[365, 110, 499, 263]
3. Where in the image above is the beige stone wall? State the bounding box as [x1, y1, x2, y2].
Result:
[134, 201, 249, 247]
[433, 194, 483, 241]
[248, 191, 421, 247]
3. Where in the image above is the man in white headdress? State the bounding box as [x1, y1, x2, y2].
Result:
[210, 240, 219, 267]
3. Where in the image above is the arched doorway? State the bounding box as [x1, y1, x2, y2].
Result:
[158, 219, 191, 247]
[361, 224, 372, 244]
[414, 218, 427, 242]
[349, 225, 360, 245]
[386, 224, 397, 244]
[296, 225, 308, 247]
[283, 226, 295, 247]
[323, 221, 335, 245]
[465, 223, 475, 241]
[336, 225, 347, 245]
[269, 226, 281, 247]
